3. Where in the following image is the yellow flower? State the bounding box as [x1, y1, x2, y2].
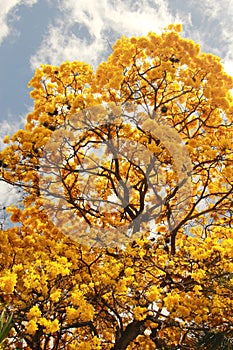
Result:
[147, 285, 160, 302]
[166, 23, 183, 32]
[77, 303, 94, 322]
[191, 269, 206, 282]
[66, 307, 79, 321]
[12, 264, 23, 273]
[50, 289, 61, 303]
[3, 135, 10, 144]
[194, 315, 202, 324]
[125, 267, 135, 277]
[0, 271, 17, 293]
[27, 306, 41, 320]
[177, 305, 190, 317]
[133, 306, 147, 321]
[26, 320, 38, 335]
[76, 337, 102, 350]
[164, 292, 180, 311]
[46, 319, 60, 333]
[39, 318, 60, 334]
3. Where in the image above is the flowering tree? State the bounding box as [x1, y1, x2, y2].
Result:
[0, 24, 233, 349]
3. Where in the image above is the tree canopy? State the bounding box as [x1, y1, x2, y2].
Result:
[0, 24, 233, 349]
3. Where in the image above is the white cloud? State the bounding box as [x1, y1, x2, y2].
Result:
[174, 0, 232, 79]
[0, 182, 21, 212]
[190, 0, 233, 61]
[59, 0, 174, 39]
[196, 0, 223, 18]
[0, 0, 20, 44]
[0, 0, 38, 45]
[223, 56, 233, 78]
[0, 116, 25, 151]
[0, 114, 28, 216]
[30, 0, 180, 70]
[30, 20, 107, 69]
[222, 30, 233, 78]
[0, 120, 15, 148]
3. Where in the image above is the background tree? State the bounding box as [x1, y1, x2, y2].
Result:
[0, 24, 233, 349]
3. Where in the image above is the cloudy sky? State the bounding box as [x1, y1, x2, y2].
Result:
[0, 0, 233, 212]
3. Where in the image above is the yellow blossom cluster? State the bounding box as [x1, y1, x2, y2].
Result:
[0, 23, 232, 349]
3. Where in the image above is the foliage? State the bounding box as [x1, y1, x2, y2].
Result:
[0, 24, 233, 349]
[0, 310, 13, 347]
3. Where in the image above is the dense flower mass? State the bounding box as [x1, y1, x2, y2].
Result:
[0, 24, 233, 349]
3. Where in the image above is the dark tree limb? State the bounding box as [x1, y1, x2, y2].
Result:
[111, 320, 146, 350]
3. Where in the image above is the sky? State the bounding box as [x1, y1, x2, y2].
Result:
[0, 0, 233, 215]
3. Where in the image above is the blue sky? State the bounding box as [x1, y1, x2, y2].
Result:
[0, 0, 233, 212]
